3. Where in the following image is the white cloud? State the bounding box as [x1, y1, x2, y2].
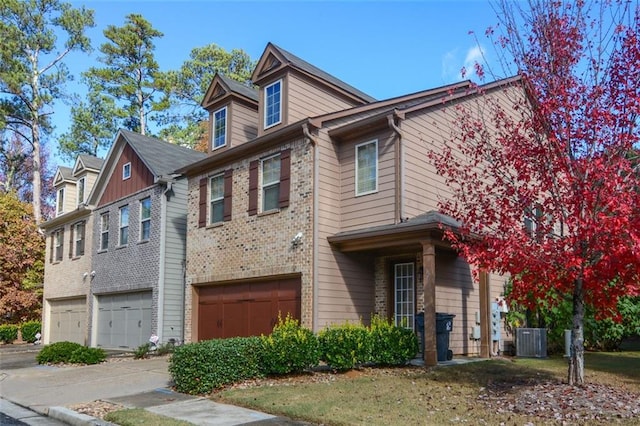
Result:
[441, 44, 487, 83]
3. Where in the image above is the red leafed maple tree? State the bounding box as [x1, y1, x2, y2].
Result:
[428, 0, 640, 385]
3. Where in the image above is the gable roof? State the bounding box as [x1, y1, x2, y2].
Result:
[53, 166, 75, 186]
[119, 129, 207, 177]
[73, 154, 104, 176]
[252, 42, 376, 104]
[201, 73, 258, 110]
[87, 129, 207, 206]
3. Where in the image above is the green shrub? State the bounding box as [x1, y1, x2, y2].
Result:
[0, 324, 19, 343]
[260, 314, 320, 375]
[156, 341, 175, 356]
[318, 322, 372, 370]
[169, 337, 264, 394]
[36, 341, 105, 365]
[68, 346, 106, 364]
[20, 321, 41, 343]
[134, 343, 152, 359]
[368, 315, 419, 365]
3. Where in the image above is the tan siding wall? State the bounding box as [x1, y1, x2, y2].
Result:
[42, 212, 94, 344]
[339, 129, 396, 230]
[229, 102, 258, 147]
[184, 137, 314, 342]
[287, 73, 359, 123]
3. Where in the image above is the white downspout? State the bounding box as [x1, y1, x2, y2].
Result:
[156, 180, 172, 343]
[303, 123, 319, 332]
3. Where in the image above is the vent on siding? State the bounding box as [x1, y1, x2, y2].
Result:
[516, 328, 547, 358]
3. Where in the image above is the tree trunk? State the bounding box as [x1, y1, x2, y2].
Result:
[568, 277, 585, 385]
[32, 120, 42, 225]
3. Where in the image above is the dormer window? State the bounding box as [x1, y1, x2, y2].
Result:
[77, 177, 86, 205]
[264, 80, 282, 129]
[213, 106, 227, 149]
[122, 163, 131, 180]
[56, 188, 64, 216]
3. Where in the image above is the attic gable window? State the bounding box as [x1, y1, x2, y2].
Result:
[264, 80, 282, 129]
[56, 188, 64, 216]
[77, 177, 85, 205]
[122, 162, 131, 180]
[213, 106, 227, 149]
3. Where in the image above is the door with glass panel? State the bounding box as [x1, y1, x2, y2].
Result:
[394, 262, 415, 330]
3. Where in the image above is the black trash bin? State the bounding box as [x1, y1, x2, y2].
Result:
[436, 313, 455, 361]
[415, 312, 425, 353]
[414, 312, 456, 361]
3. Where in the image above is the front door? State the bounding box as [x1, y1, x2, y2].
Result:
[394, 262, 415, 330]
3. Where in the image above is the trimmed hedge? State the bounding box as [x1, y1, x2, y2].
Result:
[318, 322, 372, 370]
[169, 337, 264, 394]
[260, 315, 320, 375]
[0, 324, 19, 343]
[36, 341, 106, 365]
[20, 321, 41, 343]
[368, 315, 419, 366]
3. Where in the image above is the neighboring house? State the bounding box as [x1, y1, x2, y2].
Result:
[178, 42, 521, 365]
[41, 154, 104, 345]
[84, 130, 206, 349]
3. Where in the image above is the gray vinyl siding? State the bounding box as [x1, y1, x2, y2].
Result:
[287, 73, 360, 124]
[161, 177, 189, 343]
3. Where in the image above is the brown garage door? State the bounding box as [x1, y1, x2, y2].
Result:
[197, 277, 301, 340]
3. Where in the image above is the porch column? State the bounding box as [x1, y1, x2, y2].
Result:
[479, 270, 491, 358]
[421, 241, 437, 366]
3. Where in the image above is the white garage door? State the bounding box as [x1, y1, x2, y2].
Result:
[49, 298, 87, 344]
[96, 291, 152, 349]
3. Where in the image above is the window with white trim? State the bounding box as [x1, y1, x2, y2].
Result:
[355, 140, 378, 196]
[261, 153, 280, 211]
[264, 80, 282, 128]
[54, 229, 63, 262]
[119, 205, 129, 246]
[100, 213, 109, 251]
[77, 177, 85, 205]
[394, 263, 415, 330]
[74, 221, 85, 257]
[140, 197, 151, 241]
[213, 106, 227, 149]
[122, 163, 131, 180]
[209, 174, 224, 224]
[56, 188, 64, 216]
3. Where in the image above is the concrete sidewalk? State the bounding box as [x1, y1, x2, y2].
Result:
[0, 347, 305, 425]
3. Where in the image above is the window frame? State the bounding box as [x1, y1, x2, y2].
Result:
[139, 197, 151, 241]
[100, 213, 109, 251]
[264, 79, 282, 129]
[119, 205, 129, 246]
[74, 221, 85, 257]
[122, 162, 131, 180]
[212, 106, 227, 149]
[76, 176, 86, 205]
[355, 139, 379, 196]
[54, 229, 63, 262]
[209, 173, 225, 225]
[56, 188, 64, 216]
[394, 262, 415, 331]
[260, 153, 281, 212]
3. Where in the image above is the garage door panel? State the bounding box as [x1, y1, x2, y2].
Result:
[197, 278, 301, 341]
[48, 298, 86, 344]
[97, 292, 152, 349]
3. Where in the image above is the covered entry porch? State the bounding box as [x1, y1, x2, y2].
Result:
[328, 212, 494, 365]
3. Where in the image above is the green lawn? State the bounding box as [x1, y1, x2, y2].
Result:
[215, 352, 640, 425]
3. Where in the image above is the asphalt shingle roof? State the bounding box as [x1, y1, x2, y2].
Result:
[272, 43, 377, 103]
[218, 74, 258, 102]
[77, 154, 104, 171]
[118, 129, 207, 177]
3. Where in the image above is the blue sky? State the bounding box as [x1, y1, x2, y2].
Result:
[55, 0, 505, 163]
